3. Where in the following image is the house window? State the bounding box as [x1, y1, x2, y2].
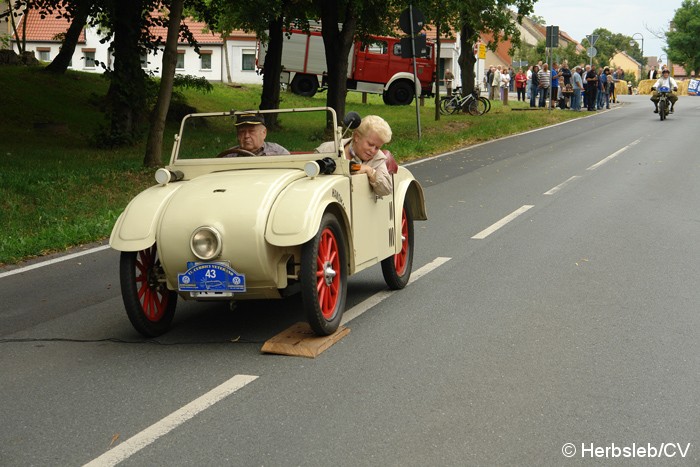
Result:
[140, 53, 148, 68]
[82, 48, 96, 68]
[200, 50, 212, 70]
[37, 47, 50, 61]
[176, 50, 185, 69]
[241, 49, 255, 71]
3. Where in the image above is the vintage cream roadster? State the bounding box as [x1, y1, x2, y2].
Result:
[110, 107, 426, 337]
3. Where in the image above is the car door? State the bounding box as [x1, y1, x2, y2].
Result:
[350, 173, 394, 271]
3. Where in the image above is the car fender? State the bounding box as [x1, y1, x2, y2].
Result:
[393, 167, 427, 221]
[391, 167, 427, 253]
[265, 175, 352, 248]
[109, 183, 182, 252]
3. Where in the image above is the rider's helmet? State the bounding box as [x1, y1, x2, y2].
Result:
[662, 68, 670, 75]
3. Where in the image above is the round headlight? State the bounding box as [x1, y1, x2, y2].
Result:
[190, 226, 222, 260]
[155, 168, 172, 185]
[304, 161, 320, 178]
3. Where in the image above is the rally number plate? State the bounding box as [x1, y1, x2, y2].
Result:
[177, 261, 246, 295]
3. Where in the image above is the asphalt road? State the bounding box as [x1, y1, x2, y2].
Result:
[2, 95, 699, 466]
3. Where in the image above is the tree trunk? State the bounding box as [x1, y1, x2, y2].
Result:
[45, 1, 91, 74]
[458, 24, 477, 95]
[8, 0, 27, 54]
[143, 0, 184, 167]
[319, 0, 357, 129]
[259, 15, 284, 128]
[105, 0, 147, 145]
[223, 37, 232, 83]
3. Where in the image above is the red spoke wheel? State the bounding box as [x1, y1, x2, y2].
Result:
[301, 213, 347, 336]
[120, 244, 177, 337]
[381, 204, 414, 290]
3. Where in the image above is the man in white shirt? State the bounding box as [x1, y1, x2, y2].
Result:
[650, 68, 678, 113]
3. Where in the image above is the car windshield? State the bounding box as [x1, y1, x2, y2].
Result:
[174, 107, 336, 161]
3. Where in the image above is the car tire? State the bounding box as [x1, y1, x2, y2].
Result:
[381, 204, 414, 290]
[290, 74, 319, 97]
[384, 81, 414, 106]
[301, 213, 347, 336]
[120, 244, 177, 337]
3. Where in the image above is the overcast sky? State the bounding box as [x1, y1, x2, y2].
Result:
[532, 0, 683, 63]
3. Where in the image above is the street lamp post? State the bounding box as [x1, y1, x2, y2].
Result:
[658, 54, 667, 69]
[630, 33, 644, 80]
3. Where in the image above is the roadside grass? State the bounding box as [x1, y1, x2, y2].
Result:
[0, 66, 583, 265]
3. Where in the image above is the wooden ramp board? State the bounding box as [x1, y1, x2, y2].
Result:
[261, 322, 350, 358]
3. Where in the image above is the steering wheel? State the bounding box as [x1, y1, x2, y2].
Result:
[216, 147, 257, 158]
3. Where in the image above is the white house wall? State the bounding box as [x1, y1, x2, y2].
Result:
[438, 38, 487, 92]
[15, 25, 223, 81]
[227, 39, 263, 85]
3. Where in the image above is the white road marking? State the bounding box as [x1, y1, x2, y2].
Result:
[586, 139, 641, 171]
[0, 245, 111, 279]
[340, 256, 451, 326]
[544, 175, 580, 195]
[471, 205, 535, 240]
[83, 374, 258, 467]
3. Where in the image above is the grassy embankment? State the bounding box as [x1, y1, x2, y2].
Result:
[0, 66, 584, 265]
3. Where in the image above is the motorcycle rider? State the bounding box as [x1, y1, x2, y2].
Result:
[650, 68, 678, 113]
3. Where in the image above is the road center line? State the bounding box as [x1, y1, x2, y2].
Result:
[83, 374, 258, 467]
[471, 205, 534, 240]
[544, 175, 580, 195]
[586, 139, 641, 171]
[341, 256, 451, 326]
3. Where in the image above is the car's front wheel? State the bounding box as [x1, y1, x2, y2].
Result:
[120, 244, 177, 337]
[381, 205, 414, 290]
[301, 213, 347, 336]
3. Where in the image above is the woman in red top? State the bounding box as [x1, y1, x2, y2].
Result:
[515, 68, 527, 102]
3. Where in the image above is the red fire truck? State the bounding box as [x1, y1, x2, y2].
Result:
[257, 29, 436, 105]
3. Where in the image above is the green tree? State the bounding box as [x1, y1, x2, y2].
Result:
[581, 28, 644, 69]
[208, 0, 314, 124]
[666, 0, 700, 76]
[412, 0, 535, 95]
[316, 0, 391, 127]
[144, 0, 184, 167]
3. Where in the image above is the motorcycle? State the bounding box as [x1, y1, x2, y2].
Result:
[656, 86, 671, 121]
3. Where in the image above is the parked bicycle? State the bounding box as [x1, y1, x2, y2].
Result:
[439, 87, 491, 116]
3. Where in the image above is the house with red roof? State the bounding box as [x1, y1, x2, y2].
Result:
[8, 7, 268, 84]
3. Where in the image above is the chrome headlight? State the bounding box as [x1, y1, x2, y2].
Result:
[190, 226, 222, 260]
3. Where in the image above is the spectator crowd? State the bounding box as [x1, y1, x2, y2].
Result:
[484, 61, 632, 111]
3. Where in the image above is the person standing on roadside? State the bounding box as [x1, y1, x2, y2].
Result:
[571, 66, 584, 111]
[537, 63, 550, 107]
[509, 66, 516, 92]
[491, 65, 502, 101]
[444, 68, 455, 97]
[486, 66, 494, 100]
[500, 69, 510, 105]
[550, 62, 560, 108]
[526, 65, 533, 100]
[585, 65, 598, 111]
[530, 65, 540, 107]
[560, 60, 572, 108]
[515, 67, 527, 101]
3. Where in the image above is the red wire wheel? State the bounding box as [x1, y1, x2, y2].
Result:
[120, 244, 177, 337]
[301, 213, 347, 336]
